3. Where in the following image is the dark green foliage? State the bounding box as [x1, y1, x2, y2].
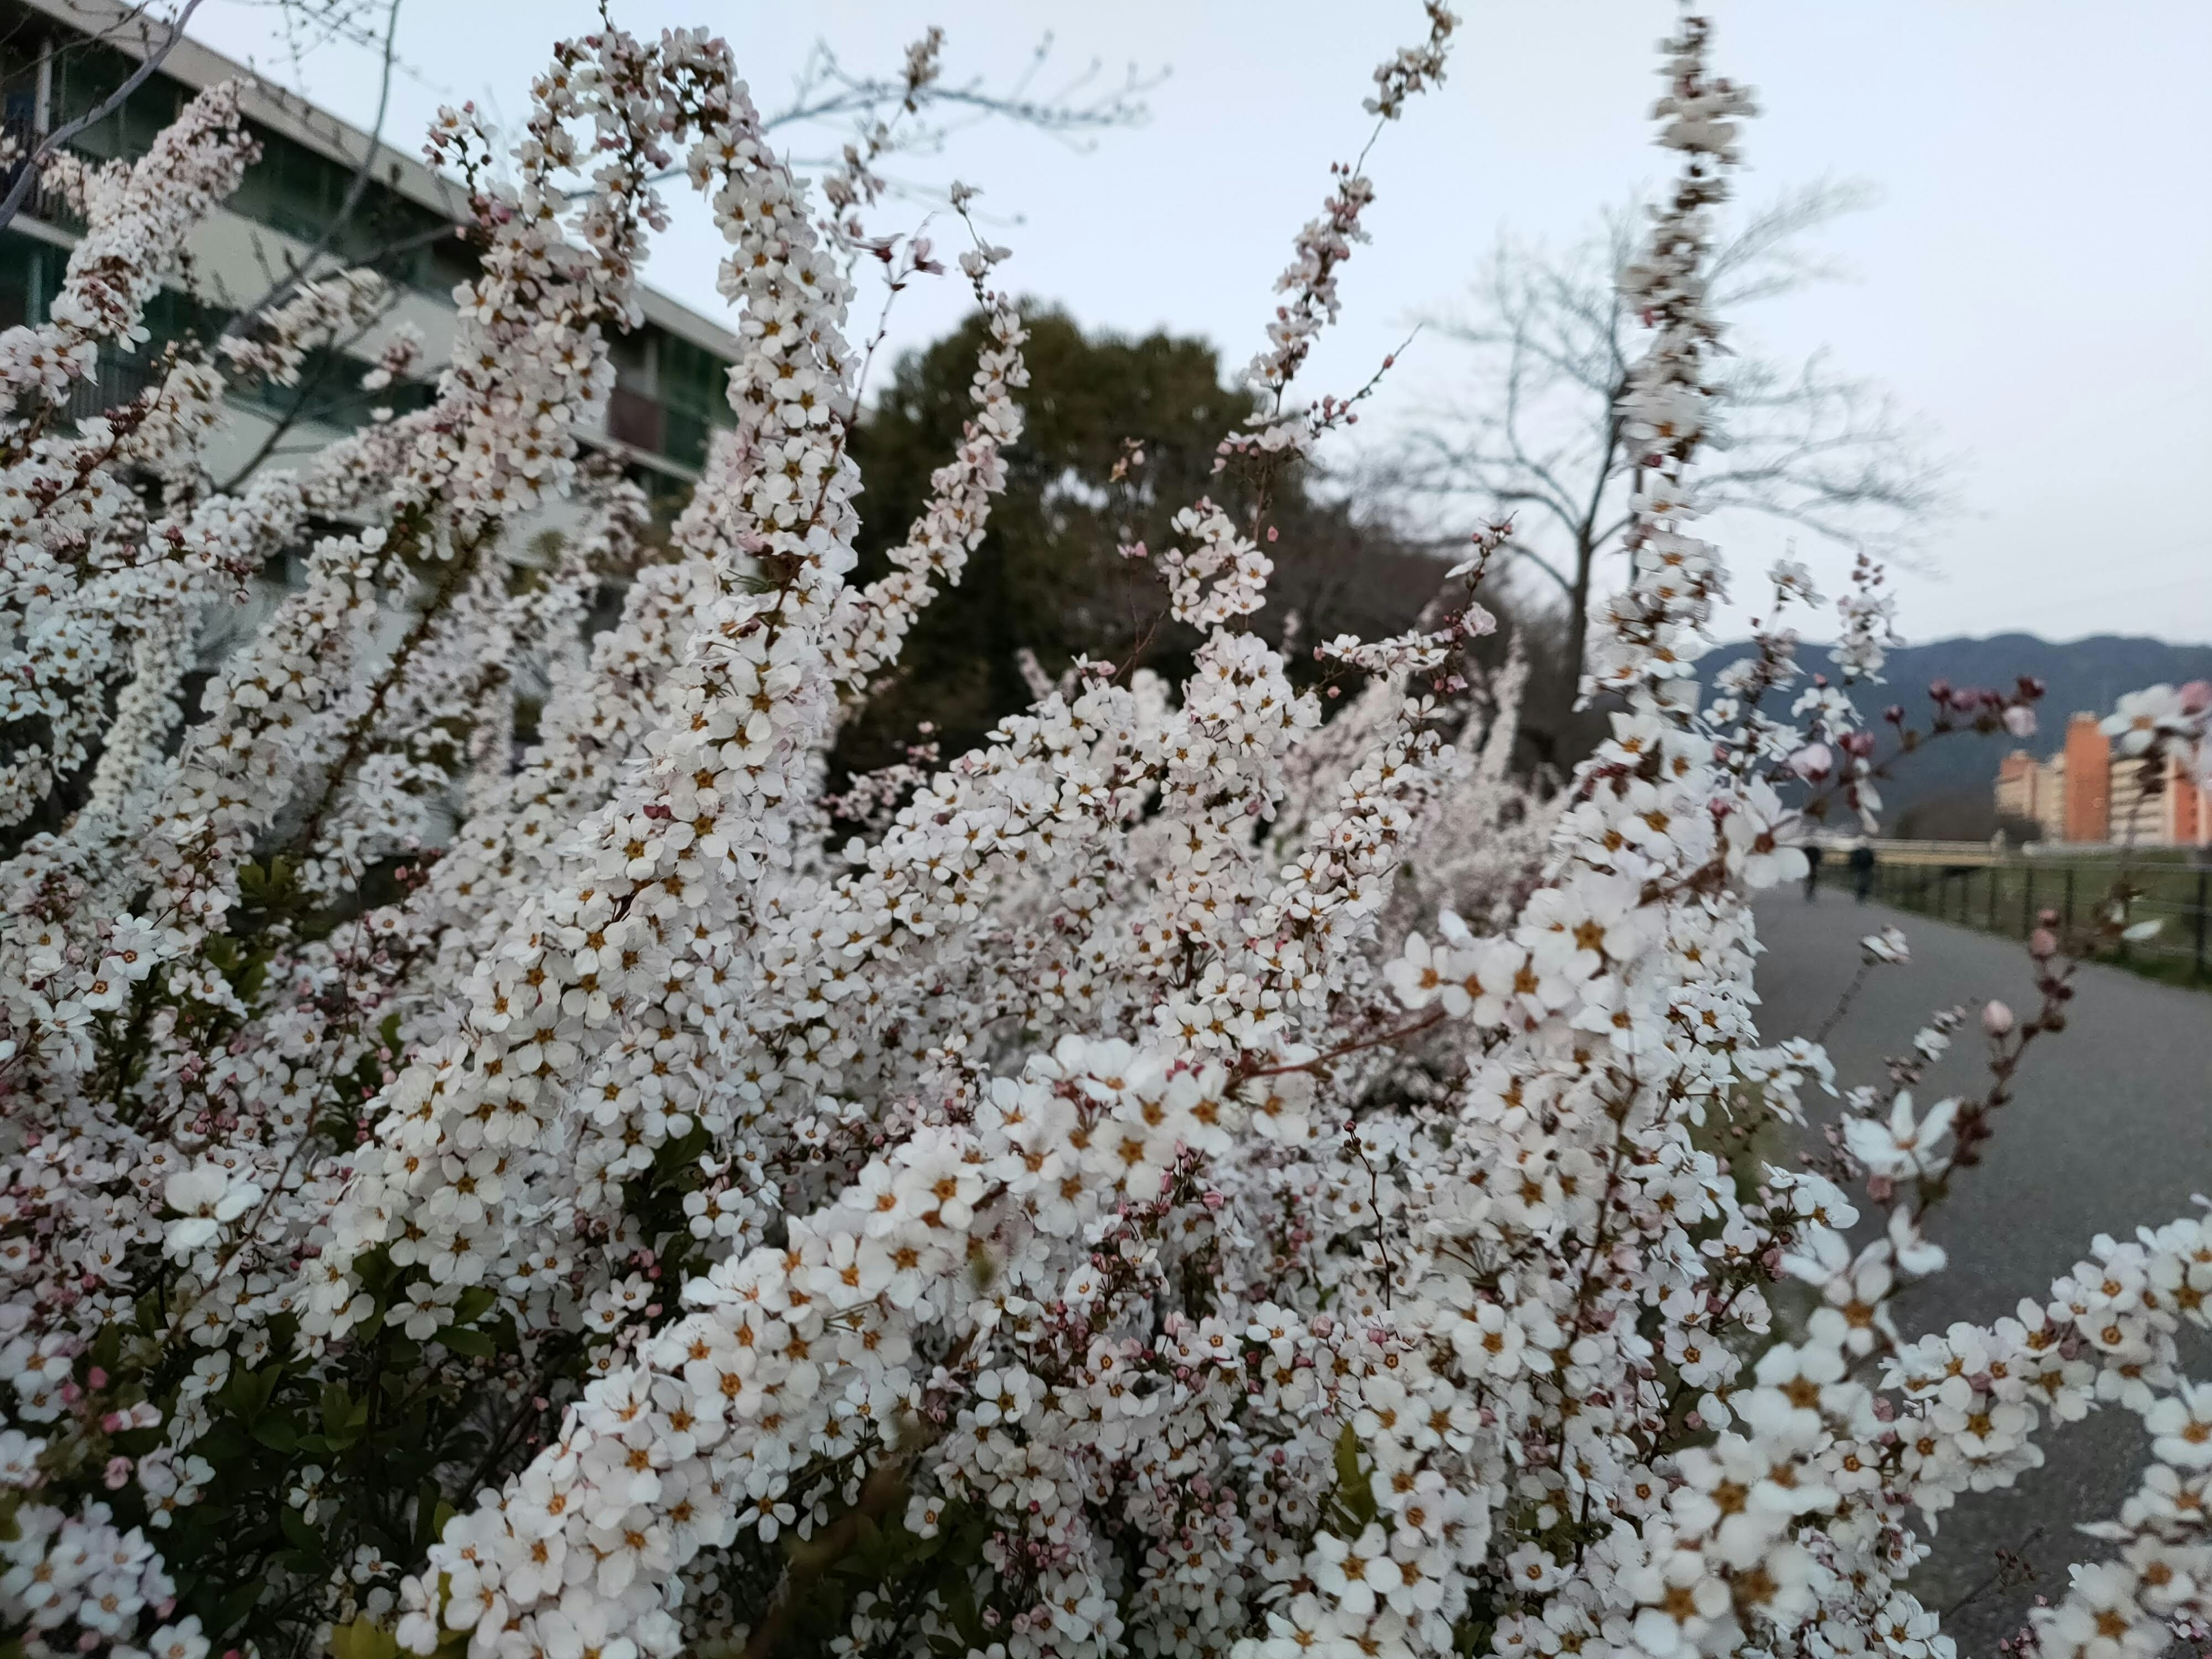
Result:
[836, 305, 1456, 778]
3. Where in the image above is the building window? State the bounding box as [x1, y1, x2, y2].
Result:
[0, 228, 67, 328]
[49, 37, 181, 162]
[653, 331, 733, 469]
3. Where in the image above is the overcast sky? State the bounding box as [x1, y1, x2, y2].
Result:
[182, 1, 2212, 647]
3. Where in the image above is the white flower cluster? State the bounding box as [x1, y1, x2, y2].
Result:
[0, 86, 257, 406]
[215, 270, 391, 390]
[0, 13, 2202, 1659]
[2103, 681, 2211, 786]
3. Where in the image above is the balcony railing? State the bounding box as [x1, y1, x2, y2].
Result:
[3, 119, 90, 234]
[606, 385, 665, 456]
[58, 353, 161, 426]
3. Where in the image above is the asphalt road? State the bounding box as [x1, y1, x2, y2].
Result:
[1751, 889, 2212, 1652]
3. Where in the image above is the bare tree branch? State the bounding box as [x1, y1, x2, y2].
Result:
[1382, 182, 1956, 694]
[0, 0, 207, 234]
[218, 0, 404, 342]
[596, 31, 1162, 215]
[763, 31, 1161, 150]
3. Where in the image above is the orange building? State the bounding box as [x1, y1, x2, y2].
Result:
[1997, 713, 2212, 846]
[2063, 714, 2111, 843]
[1995, 749, 2064, 839]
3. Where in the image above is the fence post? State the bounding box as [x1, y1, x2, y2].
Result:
[2196, 868, 2207, 982]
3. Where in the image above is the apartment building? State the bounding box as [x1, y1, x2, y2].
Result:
[1994, 745, 2067, 842]
[0, 0, 737, 505]
[1997, 712, 2211, 847]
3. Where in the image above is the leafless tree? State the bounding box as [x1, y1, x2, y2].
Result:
[1389, 181, 1953, 696]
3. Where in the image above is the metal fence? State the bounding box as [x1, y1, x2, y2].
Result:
[1870, 854, 2212, 983]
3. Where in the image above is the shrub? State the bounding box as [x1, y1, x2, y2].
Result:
[2, 13, 2210, 1659]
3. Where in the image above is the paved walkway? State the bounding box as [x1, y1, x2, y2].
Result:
[1751, 891, 2212, 1651]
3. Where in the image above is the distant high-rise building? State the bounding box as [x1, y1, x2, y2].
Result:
[1996, 713, 2211, 847]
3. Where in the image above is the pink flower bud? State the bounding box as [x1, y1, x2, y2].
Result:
[2029, 928, 2057, 960]
[1982, 1000, 2015, 1037]
[103, 1455, 131, 1489]
[1787, 743, 1834, 781]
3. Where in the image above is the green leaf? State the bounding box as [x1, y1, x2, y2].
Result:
[194, 1422, 249, 1461]
[437, 1324, 493, 1358]
[88, 1324, 124, 1373]
[221, 1364, 281, 1424]
[331, 1619, 399, 1659]
[252, 1415, 301, 1453]
[266, 1314, 301, 1364]
[279, 1505, 320, 1555]
[320, 1384, 371, 1450]
[1333, 1423, 1377, 1526]
[413, 1482, 445, 1551]
[215, 1576, 266, 1635]
[450, 1286, 498, 1328]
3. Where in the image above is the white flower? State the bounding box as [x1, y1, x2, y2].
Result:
[1862, 926, 1910, 964]
[147, 1618, 211, 1659]
[1844, 1092, 1958, 1179]
[2102, 684, 2190, 756]
[2145, 1382, 2212, 1469]
[161, 1161, 258, 1256]
[9, 21, 2210, 1659]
